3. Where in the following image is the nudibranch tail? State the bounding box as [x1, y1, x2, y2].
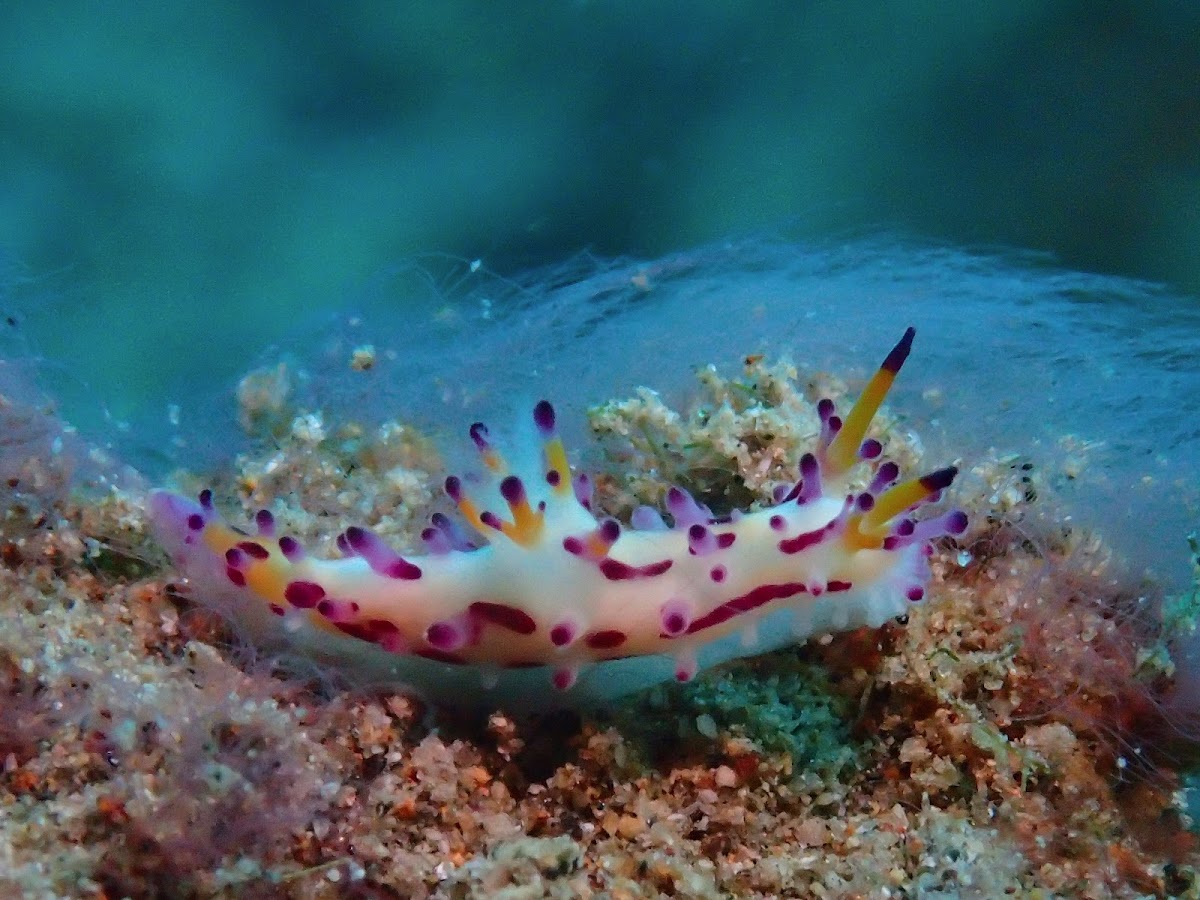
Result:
[149, 328, 966, 703]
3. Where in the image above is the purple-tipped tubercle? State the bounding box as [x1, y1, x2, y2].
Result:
[421, 527, 453, 555]
[795, 453, 823, 504]
[426, 619, 467, 651]
[499, 475, 526, 506]
[598, 518, 621, 546]
[573, 473, 593, 509]
[533, 400, 556, 436]
[430, 512, 476, 551]
[344, 526, 422, 580]
[255, 509, 275, 536]
[631, 506, 667, 531]
[869, 462, 900, 495]
[469, 422, 491, 451]
[278, 536, 304, 561]
[659, 598, 692, 637]
[687, 524, 719, 556]
[552, 666, 577, 691]
[666, 487, 710, 528]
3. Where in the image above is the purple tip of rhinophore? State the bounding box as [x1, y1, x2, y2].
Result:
[869, 461, 901, 494]
[254, 509, 275, 536]
[817, 398, 835, 421]
[859, 439, 882, 460]
[198, 488, 214, 509]
[533, 399, 556, 436]
[278, 536, 304, 561]
[562, 536, 584, 555]
[772, 484, 790, 504]
[335, 533, 351, 555]
[468, 422, 490, 451]
[856, 492, 875, 512]
[426, 620, 466, 651]
[920, 466, 958, 493]
[598, 518, 621, 545]
[480, 511, 503, 531]
[573, 473, 593, 509]
[224, 547, 246, 569]
[187, 513, 205, 532]
[550, 621, 577, 646]
[631, 505, 668, 531]
[444, 475, 463, 502]
[499, 475, 526, 506]
[946, 510, 969, 534]
[882, 327, 916, 374]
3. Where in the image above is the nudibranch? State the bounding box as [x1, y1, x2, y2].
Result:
[150, 328, 967, 708]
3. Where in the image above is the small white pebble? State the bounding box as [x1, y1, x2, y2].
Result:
[715, 765, 737, 788]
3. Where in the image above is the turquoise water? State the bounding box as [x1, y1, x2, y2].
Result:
[0, 6, 1197, 589]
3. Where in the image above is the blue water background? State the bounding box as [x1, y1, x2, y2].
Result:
[0, 5, 1197, 584]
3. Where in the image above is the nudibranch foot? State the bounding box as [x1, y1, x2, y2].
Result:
[149, 327, 966, 708]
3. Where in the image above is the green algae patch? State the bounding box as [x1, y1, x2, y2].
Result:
[613, 652, 863, 779]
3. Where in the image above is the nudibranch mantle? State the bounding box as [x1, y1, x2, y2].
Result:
[150, 328, 966, 707]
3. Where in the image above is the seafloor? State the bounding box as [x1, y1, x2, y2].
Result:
[1, 348, 1199, 899]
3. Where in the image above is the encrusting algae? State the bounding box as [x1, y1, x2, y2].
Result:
[1, 331, 1199, 898]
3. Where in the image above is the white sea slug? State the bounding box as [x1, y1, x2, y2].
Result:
[149, 328, 966, 707]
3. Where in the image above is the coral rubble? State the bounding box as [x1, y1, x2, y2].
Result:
[1, 354, 1198, 899]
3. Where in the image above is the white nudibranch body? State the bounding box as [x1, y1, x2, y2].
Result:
[149, 328, 966, 708]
